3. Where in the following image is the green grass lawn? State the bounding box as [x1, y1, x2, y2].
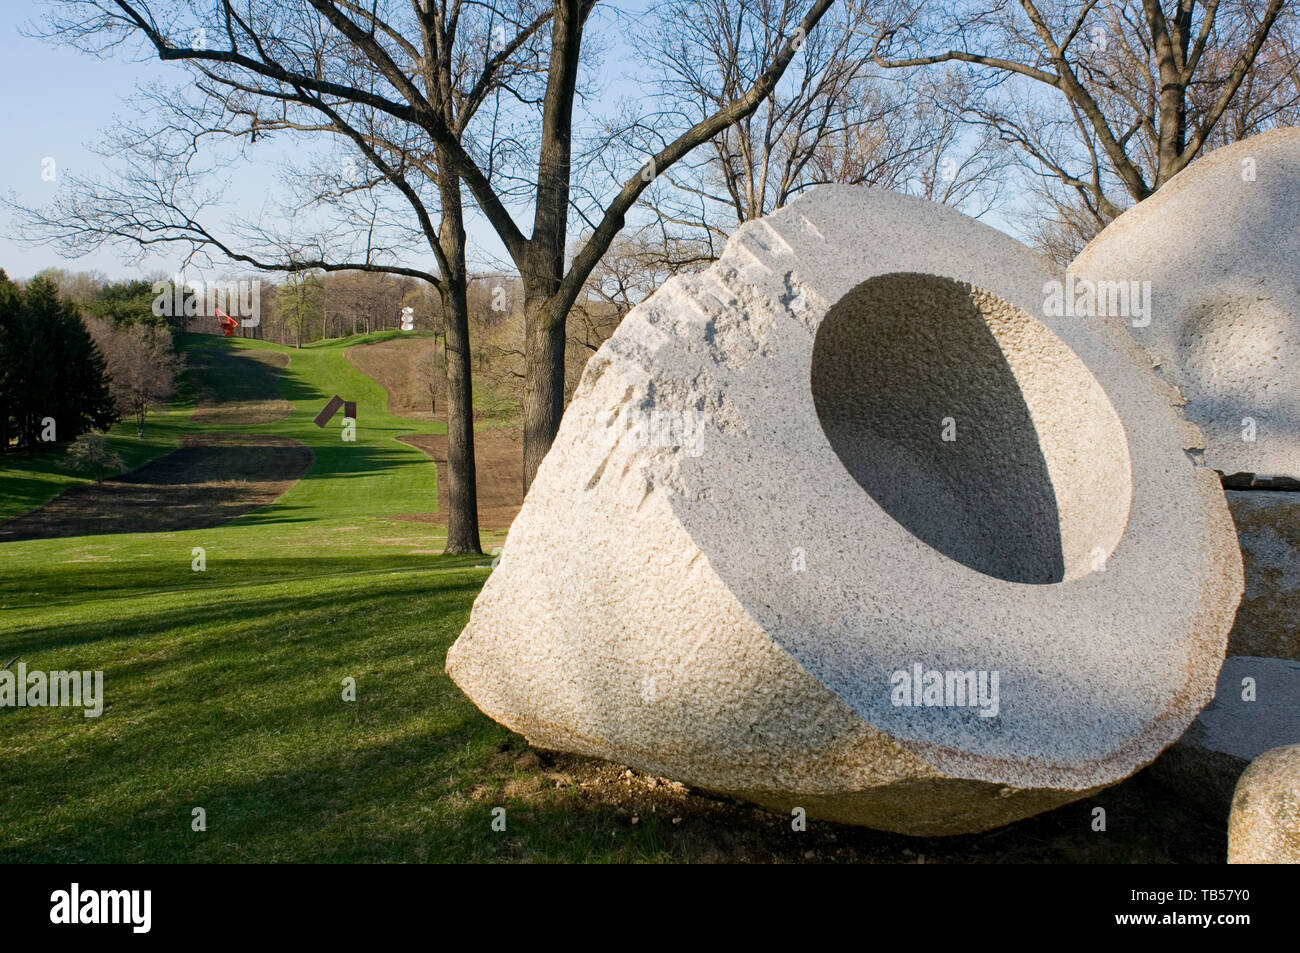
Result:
[0, 333, 682, 862]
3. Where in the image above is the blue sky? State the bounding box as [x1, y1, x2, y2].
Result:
[1, 1, 1019, 285]
[0, 1, 525, 282]
[0, 2, 178, 279]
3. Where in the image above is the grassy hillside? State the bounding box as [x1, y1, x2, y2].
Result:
[1, 332, 457, 604]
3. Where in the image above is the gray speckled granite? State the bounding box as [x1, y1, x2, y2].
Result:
[448, 185, 1243, 835]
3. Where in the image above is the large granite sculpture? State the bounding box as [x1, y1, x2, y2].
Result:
[447, 186, 1244, 835]
[1071, 128, 1300, 661]
[1070, 127, 1300, 485]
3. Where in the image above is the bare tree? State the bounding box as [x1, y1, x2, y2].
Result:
[872, 1, 1297, 235]
[449, 0, 838, 489]
[16, 0, 837, 496]
[13, 1, 560, 554]
[87, 319, 179, 437]
[1022, 193, 1110, 266]
[417, 338, 445, 416]
[622, 0, 1003, 250]
[560, 228, 713, 397]
[279, 269, 324, 349]
[570, 229, 711, 333]
[66, 431, 126, 484]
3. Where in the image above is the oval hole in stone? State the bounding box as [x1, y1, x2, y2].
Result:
[811, 272, 1132, 584]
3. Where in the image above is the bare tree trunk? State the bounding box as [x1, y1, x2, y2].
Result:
[520, 0, 588, 492]
[437, 166, 482, 555]
[522, 287, 567, 491]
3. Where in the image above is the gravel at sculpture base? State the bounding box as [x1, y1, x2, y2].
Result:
[447, 185, 1244, 836]
[1228, 743, 1300, 864]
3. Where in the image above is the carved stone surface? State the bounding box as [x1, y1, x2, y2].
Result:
[448, 186, 1244, 835]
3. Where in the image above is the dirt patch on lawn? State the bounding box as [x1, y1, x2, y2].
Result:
[188, 342, 293, 426]
[0, 434, 314, 542]
[393, 429, 522, 530]
[346, 338, 439, 420]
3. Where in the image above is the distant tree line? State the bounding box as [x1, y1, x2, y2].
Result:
[0, 268, 183, 458]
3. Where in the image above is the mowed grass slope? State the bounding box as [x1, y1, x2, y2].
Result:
[1, 333, 637, 862]
[2, 333, 453, 607]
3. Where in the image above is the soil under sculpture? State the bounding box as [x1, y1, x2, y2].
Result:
[447, 185, 1244, 836]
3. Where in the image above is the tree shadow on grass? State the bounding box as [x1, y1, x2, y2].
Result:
[0, 706, 1227, 863]
[1, 557, 485, 649]
[299, 444, 430, 481]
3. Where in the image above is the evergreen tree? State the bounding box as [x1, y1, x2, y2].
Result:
[0, 272, 117, 451]
[0, 270, 19, 452]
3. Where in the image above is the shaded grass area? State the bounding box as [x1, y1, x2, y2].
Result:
[2, 564, 510, 863]
[187, 343, 291, 426]
[0, 559, 709, 863]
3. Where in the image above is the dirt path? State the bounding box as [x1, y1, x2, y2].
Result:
[394, 430, 522, 530]
[0, 434, 314, 542]
[345, 337, 438, 420]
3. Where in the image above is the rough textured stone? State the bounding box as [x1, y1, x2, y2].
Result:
[1226, 491, 1300, 661]
[1069, 127, 1300, 483]
[1228, 744, 1300, 864]
[446, 185, 1244, 836]
[1148, 656, 1300, 817]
